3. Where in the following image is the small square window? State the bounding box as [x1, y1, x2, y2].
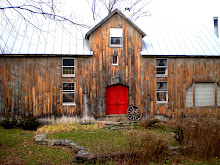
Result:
[62, 58, 75, 77]
[112, 55, 118, 65]
[110, 28, 123, 47]
[62, 82, 75, 105]
[156, 82, 168, 103]
[111, 37, 122, 45]
[156, 59, 168, 77]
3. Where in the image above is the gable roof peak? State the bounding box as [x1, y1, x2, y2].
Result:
[85, 8, 146, 39]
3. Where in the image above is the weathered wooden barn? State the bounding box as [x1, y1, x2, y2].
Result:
[0, 9, 220, 121]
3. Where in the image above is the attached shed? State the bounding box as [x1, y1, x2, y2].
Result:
[0, 9, 220, 122]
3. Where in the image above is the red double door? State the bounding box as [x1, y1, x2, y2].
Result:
[106, 85, 128, 115]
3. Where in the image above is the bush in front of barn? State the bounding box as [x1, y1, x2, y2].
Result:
[1, 118, 18, 129]
[168, 109, 220, 159]
[140, 117, 161, 129]
[1, 117, 40, 130]
[180, 114, 220, 158]
[19, 118, 40, 130]
[125, 130, 170, 164]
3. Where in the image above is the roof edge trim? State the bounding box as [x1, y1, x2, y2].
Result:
[140, 54, 220, 57]
[0, 52, 93, 57]
[85, 8, 146, 39]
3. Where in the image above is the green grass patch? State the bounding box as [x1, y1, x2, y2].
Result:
[48, 129, 129, 154]
[48, 127, 176, 155]
[1, 122, 219, 165]
[0, 127, 73, 165]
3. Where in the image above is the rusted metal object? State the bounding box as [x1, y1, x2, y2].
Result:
[127, 105, 141, 121]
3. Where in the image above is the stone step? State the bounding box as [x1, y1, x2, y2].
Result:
[97, 120, 138, 130]
[101, 120, 137, 125]
[104, 114, 129, 122]
[97, 114, 139, 130]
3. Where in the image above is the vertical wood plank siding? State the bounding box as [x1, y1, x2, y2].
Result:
[0, 13, 220, 119]
[141, 57, 220, 117]
[88, 13, 143, 117]
[0, 57, 92, 118]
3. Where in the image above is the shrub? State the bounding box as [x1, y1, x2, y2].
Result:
[20, 118, 40, 130]
[140, 117, 160, 129]
[180, 116, 220, 158]
[126, 130, 169, 164]
[173, 125, 184, 144]
[1, 118, 17, 129]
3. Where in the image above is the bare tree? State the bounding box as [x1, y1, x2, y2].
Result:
[87, 0, 152, 21]
[0, 0, 93, 54]
[1, 0, 152, 28]
[0, 0, 89, 28]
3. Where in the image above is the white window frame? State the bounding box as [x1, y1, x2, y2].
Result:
[156, 59, 168, 77]
[112, 55, 118, 66]
[186, 82, 220, 107]
[110, 28, 123, 47]
[62, 58, 75, 77]
[156, 81, 168, 103]
[62, 82, 75, 106]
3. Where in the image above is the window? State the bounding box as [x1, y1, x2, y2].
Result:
[110, 28, 123, 47]
[62, 82, 75, 105]
[218, 84, 220, 106]
[186, 85, 193, 107]
[186, 82, 220, 107]
[195, 83, 214, 106]
[156, 59, 168, 76]
[112, 55, 118, 65]
[156, 82, 168, 103]
[62, 58, 75, 77]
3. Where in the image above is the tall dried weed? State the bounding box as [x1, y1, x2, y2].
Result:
[124, 130, 169, 164]
[170, 110, 220, 159]
[181, 115, 220, 158]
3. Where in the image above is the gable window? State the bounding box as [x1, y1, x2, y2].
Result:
[110, 28, 123, 47]
[156, 82, 168, 103]
[62, 58, 75, 77]
[62, 82, 75, 105]
[156, 59, 168, 77]
[112, 55, 118, 65]
[186, 82, 220, 107]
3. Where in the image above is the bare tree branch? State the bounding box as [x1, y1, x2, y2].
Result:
[88, 0, 151, 20]
[0, 5, 90, 28]
[129, 0, 152, 21]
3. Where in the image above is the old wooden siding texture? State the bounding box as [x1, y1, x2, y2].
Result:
[0, 12, 220, 119]
[0, 57, 93, 118]
[141, 57, 220, 117]
[88, 13, 143, 117]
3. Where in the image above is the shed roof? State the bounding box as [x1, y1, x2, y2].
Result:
[85, 9, 146, 39]
[0, 12, 92, 55]
[141, 23, 220, 56]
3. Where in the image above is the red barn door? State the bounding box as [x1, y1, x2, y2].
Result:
[106, 85, 128, 115]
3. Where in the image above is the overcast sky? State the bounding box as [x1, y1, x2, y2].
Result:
[64, 0, 220, 26]
[1, 0, 220, 26]
[146, 0, 220, 24]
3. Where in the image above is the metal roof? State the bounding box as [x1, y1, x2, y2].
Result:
[141, 23, 220, 56]
[0, 14, 92, 55]
[1, 9, 220, 56]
